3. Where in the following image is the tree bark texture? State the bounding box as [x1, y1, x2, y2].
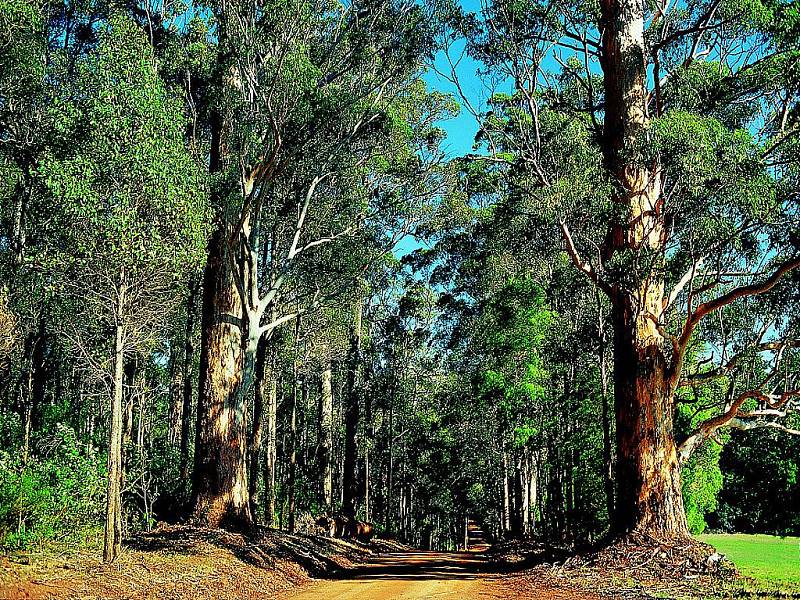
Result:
[104, 281, 125, 563]
[263, 370, 278, 526]
[600, 0, 689, 538]
[191, 226, 251, 528]
[248, 338, 269, 517]
[319, 357, 334, 509]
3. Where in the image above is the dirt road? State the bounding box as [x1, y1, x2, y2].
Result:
[283, 551, 597, 599]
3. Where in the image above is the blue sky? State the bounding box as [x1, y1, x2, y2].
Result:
[423, 42, 484, 157]
[422, 0, 488, 158]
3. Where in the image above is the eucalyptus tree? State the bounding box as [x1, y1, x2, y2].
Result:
[438, 0, 800, 540]
[0, 0, 47, 268]
[36, 17, 207, 560]
[187, 0, 446, 528]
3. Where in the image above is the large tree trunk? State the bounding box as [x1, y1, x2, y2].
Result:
[600, 0, 689, 539]
[611, 305, 688, 536]
[511, 455, 524, 539]
[342, 303, 362, 518]
[104, 283, 125, 563]
[191, 226, 251, 528]
[502, 450, 511, 536]
[189, 5, 252, 528]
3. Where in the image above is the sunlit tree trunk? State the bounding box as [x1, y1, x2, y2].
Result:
[511, 457, 524, 539]
[190, 19, 252, 525]
[600, 0, 689, 539]
[191, 225, 251, 528]
[104, 275, 125, 563]
[248, 338, 269, 517]
[319, 357, 334, 509]
[263, 371, 278, 526]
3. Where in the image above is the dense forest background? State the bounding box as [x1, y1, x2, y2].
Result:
[0, 0, 798, 560]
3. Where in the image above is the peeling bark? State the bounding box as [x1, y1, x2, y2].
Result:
[600, 0, 690, 539]
[104, 277, 125, 563]
[191, 226, 251, 528]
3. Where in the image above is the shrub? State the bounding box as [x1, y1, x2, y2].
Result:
[682, 439, 723, 535]
[0, 424, 105, 550]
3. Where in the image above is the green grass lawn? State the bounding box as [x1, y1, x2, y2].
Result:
[698, 533, 800, 590]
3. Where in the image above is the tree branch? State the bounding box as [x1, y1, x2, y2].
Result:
[677, 256, 800, 352]
[560, 220, 612, 295]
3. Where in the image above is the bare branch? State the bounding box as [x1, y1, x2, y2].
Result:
[677, 256, 800, 352]
[560, 220, 612, 295]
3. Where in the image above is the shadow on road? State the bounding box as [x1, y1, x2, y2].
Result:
[330, 551, 489, 581]
[327, 547, 571, 582]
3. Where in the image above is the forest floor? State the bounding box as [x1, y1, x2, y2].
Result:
[2, 527, 797, 599]
[0, 525, 372, 599]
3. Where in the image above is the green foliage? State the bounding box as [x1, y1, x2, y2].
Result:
[682, 440, 724, 534]
[39, 14, 209, 276]
[0, 0, 45, 103]
[713, 427, 800, 536]
[0, 425, 105, 550]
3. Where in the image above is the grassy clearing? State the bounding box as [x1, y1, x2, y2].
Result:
[698, 533, 800, 596]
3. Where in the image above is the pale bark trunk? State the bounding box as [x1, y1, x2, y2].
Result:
[263, 371, 278, 526]
[319, 358, 334, 509]
[502, 450, 511, 535]
[248, 338, 269, 517]
[528, 452, 538, 534]
[104, 279, 125, 563]
[522, 454, 530, 535]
